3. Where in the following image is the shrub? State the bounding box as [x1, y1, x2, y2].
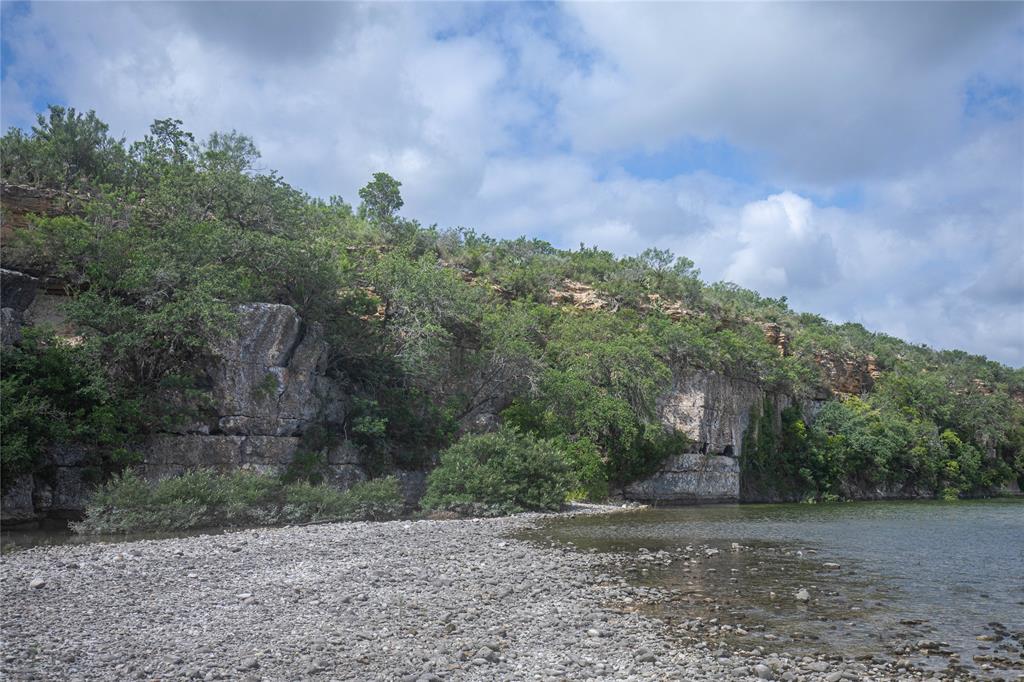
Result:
[421, 427, 570, 515]
[74, 469, 403, 534]
[0, 329, 143, 490]
[341, 477, 405, 520]
[554, 436, 608, 501]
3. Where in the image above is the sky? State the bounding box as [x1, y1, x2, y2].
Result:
[2, 1, 1022, 366]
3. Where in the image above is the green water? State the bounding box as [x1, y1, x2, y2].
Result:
[532, 499, 1024, 677]
[0, 523, 227, 554]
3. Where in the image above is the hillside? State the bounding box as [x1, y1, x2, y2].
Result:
[2, 107, 1022, 523]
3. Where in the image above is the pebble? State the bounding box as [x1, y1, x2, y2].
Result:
[0, 507, 877, 681]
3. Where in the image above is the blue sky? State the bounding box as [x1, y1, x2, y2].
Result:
[2, 1, 1022, 365]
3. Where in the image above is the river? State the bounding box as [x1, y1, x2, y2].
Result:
[529, 499, 1024, 678]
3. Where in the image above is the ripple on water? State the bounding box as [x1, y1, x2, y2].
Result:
[525, 498, 1024, 679]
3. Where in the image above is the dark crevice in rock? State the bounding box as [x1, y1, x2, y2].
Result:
[277, 318, 306, 369]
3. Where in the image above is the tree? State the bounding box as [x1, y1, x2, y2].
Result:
[203, 130, 260, 174]
[0, 105, 126, 189]
[358, 172, 404, 226]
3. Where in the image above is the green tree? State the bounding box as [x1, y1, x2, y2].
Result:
[358, 172, 404, 225]
[0, 105, 127, 189]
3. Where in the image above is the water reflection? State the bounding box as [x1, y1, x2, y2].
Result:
[527, 499, 1024, 678]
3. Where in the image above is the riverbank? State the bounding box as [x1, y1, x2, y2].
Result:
[0, 506, 969, 682]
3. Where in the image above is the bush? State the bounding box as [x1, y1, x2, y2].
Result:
[421, 427, 570, 515]
[74, 470, 404, 534]
[341, 477, 406, 520]
[554, 436, 608, 501]
[0, 329, 143, 490]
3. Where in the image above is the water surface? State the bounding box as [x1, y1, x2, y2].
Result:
[532, 499, 1024, 677]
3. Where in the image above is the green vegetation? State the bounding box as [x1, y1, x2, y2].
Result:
[421, 428, 571, 516]
[0, 328, 143, 489]
[2, 105, 1022, 515]
[73, 471, 403, 534]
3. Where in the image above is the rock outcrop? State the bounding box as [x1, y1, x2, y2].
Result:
[655, 370, 768, 459]
[206, 303, 341, 437]
[1, 268, 39, 347]
[1, 301, 359, 525]
[1, 183, 82, 240]
[624, 453, 740, 503]
[548, 280, 611, 311]
[760, 322, 790, 356]
[1, 446, 92, 525]
[625, 369, 787, 504]
[814, 351, 880, 396]
[141, 303, 349, 481]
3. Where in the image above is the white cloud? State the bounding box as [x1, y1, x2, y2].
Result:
[558, 2, 1023, 186]
[1, 1, 1021, 365]
[722, 192, 840, 293]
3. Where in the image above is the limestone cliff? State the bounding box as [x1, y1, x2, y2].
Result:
[813, 351, 880, 397]
[1, 268, 39, 347]
[0, 297, 364, 525]
[624, 368, 789, 504]
[140, 303, 356, 485]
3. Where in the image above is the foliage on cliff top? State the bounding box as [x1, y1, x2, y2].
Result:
[3, 106, 1022, 498]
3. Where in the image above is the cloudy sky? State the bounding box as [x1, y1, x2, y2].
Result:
[2, 1, 1022, 365]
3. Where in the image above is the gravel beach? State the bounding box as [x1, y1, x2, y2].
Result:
[1, 508, 942, 681]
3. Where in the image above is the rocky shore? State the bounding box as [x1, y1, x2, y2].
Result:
[0, 508, 976, 681]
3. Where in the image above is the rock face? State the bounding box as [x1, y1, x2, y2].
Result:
[814, 351, 880, 396]
[205, 303, 340, 437]
[1, 183, 81, 238]
[625, 369, 781, 504]
[0, 445, 92, 525]
[655, 370, 767, 459]
[1, 268, 39, 347]
[624, 454, 740, 503]
[140, 434, 368, 489]
[618, 366, 802, 503]
[1, 301, 359, 525]
[141, 303, 349, 481]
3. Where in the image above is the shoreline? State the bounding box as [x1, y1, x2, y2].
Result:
[0, 505, 975, 681]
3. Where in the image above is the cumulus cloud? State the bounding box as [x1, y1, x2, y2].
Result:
[723, 192, 840, 293]
[558, 2, 1023, 186]
[1, 1, 1021, 364]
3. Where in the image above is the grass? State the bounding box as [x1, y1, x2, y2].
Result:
[73, 469, 404, 534]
